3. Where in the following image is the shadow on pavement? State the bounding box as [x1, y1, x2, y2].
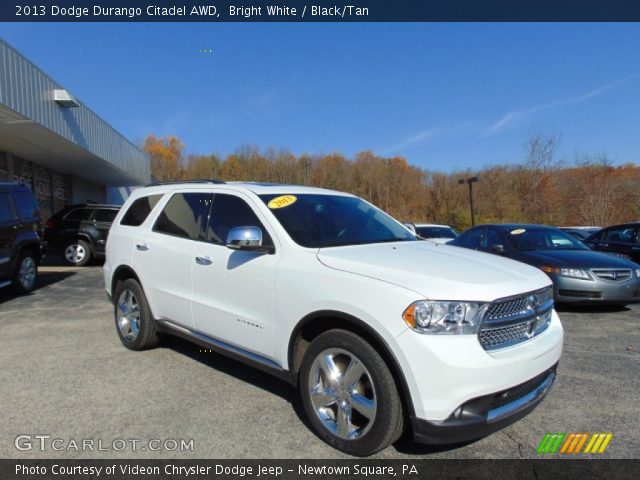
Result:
[160, 335, 469, 456]
[392, 431, 476, 455]
[160, 335, 313, 430]
[0, 270, 76, 303]
[42, 254, 105, 267]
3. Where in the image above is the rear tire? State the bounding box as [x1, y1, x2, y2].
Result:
[11, 251, 38, 294]
[114, 278, 160, 350]
[299, 329, 404, 456]
[62, 239, 92, 266]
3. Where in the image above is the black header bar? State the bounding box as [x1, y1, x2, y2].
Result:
[3, 0, 640, 22]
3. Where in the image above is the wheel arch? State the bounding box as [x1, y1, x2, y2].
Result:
[288, 310, 416, 417]
[110, 265, 142, 302]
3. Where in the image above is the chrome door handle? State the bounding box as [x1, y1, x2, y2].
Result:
[136, 243, 149, 251]
[195, 256, 212, 265]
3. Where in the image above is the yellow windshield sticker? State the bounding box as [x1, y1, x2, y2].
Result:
[268, 195, 297, 209]
[510, 228, 526, 235]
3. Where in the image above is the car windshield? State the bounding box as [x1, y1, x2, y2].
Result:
[260, 194, 416, 248]
[416, 226, 458, 239]
[507, 227, 589, 252]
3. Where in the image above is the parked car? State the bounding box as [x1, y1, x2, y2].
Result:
[105, 181, 562, 456]
[584, 223, 640, 264]
[0, 183, 44, 293]
[44, 203, 120, 266]
[560, 226, 601, 241]
[413, 223, 459, 244]
[449, 224, 640, 305]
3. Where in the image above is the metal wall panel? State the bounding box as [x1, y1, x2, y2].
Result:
[0, 38, 150, 184]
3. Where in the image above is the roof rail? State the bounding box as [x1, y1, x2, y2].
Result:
[145, 179, 226, 187]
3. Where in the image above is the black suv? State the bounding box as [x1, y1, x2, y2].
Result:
[0, 183, 44, 293]
[45, 204, 120, 266]
[585, 223, 640, 264]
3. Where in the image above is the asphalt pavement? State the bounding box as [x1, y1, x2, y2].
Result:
[0, 266, 638, 459]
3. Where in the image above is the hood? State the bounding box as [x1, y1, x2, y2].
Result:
[316, 241, 551, 301]
[515, 249, 637, 269]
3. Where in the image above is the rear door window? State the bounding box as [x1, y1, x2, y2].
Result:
[153, 192, 212, 240]
[120, 195, 162, 227]
[65, 208, 94, 221]
[94, 209, 119, 223]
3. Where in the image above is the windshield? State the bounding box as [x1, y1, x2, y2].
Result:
[507, 227, 589, 252]
[416, 226, 458, 239]
[260, 194, 416, 248]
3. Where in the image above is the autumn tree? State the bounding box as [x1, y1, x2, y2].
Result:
[143, 131, 640, 228]
[143, 134, 185, 181]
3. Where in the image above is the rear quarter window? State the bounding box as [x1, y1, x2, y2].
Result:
[120, 194, 162, 227]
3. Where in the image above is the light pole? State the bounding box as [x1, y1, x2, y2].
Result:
[458, 176, 478, 226]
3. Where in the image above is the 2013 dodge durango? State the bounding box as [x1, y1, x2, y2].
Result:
[104, 181, 563, 456]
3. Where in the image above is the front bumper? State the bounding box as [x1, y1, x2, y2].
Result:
[393, 310, 563, 422]
[552, 275, 640, 304]
[411, 366, 556, 444]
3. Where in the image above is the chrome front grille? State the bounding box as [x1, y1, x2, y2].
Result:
[479, 287, 554, 351]
[591, 268, 632, 282]
[485, 296, 530, 320]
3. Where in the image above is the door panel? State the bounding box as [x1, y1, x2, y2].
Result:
[191, 192, 279, 358]
[132, 229, 195, 327]
[192, 243, 279, 357]
[132, 192, 212, 328]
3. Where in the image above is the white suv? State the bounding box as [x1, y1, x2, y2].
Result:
[104, 181, 563, 456]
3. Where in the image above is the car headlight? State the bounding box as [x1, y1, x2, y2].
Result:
[636, 268, 640, 278]
[540, 266, 592, 280]
[402, 300, 488, 335]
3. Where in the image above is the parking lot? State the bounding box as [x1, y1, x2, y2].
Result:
[1, 266, 638, 459]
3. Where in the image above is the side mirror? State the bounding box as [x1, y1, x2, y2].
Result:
[491, 244, 506, 255]
[226, 226, 273, 253]
[403, 223, 417, 234]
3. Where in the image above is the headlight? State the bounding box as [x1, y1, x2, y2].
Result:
[540, 266, 591, 280]
[402, 300, 488, 335]
[636, 268, 640, 278]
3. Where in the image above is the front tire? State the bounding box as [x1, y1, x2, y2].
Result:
[11, 251, 38, 294]
[114, 278, 160, 350]
[299, 329, 404, 456]
[63, 239, 92, 266]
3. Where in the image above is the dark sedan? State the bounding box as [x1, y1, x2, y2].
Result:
[584, 222, 640, 264]
[449, 224, 640, 305]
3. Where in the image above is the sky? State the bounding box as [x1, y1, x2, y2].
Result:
[1, 23, 639, 171]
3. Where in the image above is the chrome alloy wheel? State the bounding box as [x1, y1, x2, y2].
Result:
[18, 256, 36, 290]
[64, 243, 86, 264]
[308, 348, 377, 440]
[117, 289, 141, 341]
